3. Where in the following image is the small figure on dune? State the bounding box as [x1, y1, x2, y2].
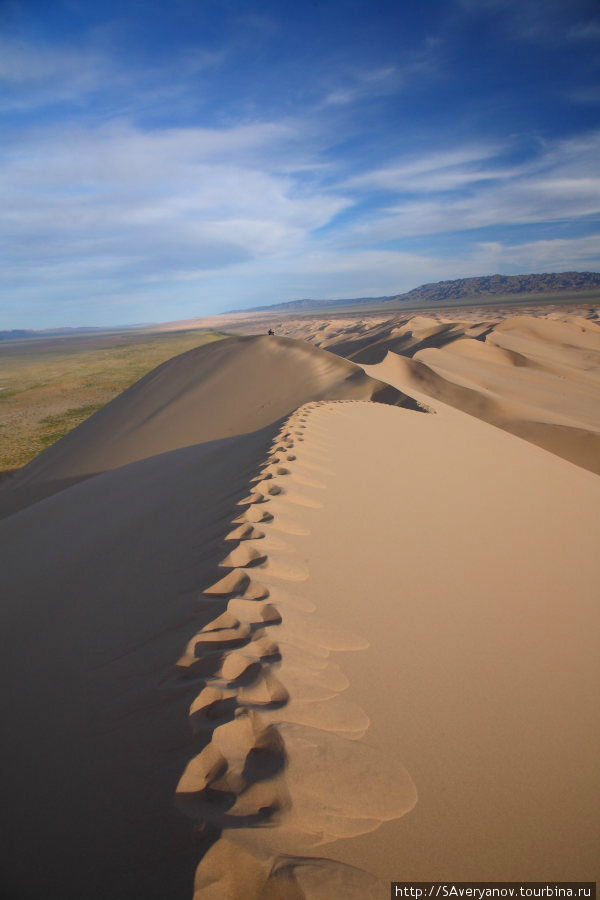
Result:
[267, 328, 274, 335]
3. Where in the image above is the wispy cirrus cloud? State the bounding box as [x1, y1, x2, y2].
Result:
[321, 37, 441, 109]
[333, 131, 600, 243]
[322, 66, 400, 107]
[0, 118, 350, 294]
[458, 0, 600, 44]
[341, 144, 509, 192]
[0, 34, 226, 116]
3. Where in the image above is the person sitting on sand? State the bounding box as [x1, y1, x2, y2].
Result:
[267, 328, 274, 335]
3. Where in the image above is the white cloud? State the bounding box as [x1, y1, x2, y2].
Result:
[320, 36, 440, 110]
[342, 144, 508, 192]
[336, 131, 600, 242]
[0, 38, 102, 85]
[0, 118, 351, 302]
[0, 33, 226, 115]
[323, 66, 399, 106]
[0, 37, 111, 112]
[471, 234, 600, 270]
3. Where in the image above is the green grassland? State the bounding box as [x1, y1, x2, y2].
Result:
[0, 328, 227, 473]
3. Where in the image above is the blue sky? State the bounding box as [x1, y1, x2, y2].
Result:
[1, 0, 600, 328]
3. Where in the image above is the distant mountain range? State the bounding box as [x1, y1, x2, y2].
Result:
[228, 271, 600, 313]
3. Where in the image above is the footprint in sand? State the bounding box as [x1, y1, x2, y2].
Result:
[236, 490, 266, 506]
[203, 570, 251, 597]
[186, 622, 252, 652]
[233, 506, 273, 524]
[176, 616, 253, 672]
[176, 711, 290, 825]
[219, 544, 267, 568]
[227, 599, 282, 627]
[265, 483, 283, 496]
[225, 523, 265, 541]
[250, 471, 272, 483]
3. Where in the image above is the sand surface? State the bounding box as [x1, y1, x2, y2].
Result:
[0, 322, 598, 898]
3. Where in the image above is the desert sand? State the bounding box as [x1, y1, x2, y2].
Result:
[0, 310, 598, 899]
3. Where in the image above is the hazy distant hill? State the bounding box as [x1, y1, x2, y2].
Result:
[0, 324, 152, 343]
[230, 271, 600, 313]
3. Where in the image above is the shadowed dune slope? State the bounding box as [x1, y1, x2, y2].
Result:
[0, 426, 282, 900]
[0, 334, 413, 518]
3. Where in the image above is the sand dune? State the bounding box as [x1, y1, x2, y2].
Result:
[268, 309, 600, 474]
[398, 314, 600, 473]
[0, 335, 413, 518]
[0, 323, 598, 899]
[268, 314, 493, 364]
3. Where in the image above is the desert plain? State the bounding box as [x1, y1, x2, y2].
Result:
[0, 300, 598, 898]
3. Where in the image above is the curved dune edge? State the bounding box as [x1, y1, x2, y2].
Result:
[173, 401, 418, 899]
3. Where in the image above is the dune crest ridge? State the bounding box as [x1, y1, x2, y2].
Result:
[174, 402, 419, 899]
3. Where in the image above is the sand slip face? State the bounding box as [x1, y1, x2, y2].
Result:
[174, 399, 599, 896]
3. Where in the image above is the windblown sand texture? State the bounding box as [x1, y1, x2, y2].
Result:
[0, 324, 598, 899]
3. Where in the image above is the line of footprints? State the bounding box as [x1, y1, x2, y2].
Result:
[174, 400, 363, 830]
